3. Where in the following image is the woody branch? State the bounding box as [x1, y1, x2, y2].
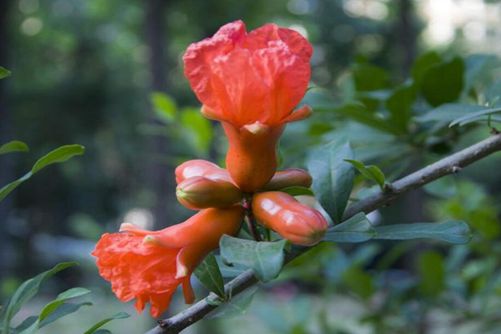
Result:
[146, 132, 501, 334]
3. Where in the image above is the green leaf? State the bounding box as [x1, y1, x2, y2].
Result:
[38, 288, 90, 322]
[417, 251, 445, 297]
[280, 186, 314, 197]
[83, 312, 130, 334]
[0, 66, 11, 79]
[324, 213, 375, 243]
[352, 63, 390, 92]
[449, 106, 501, 127]
[0, 145, 85, 202]
[332, 103, 401, 135]
[194, 253, 225, 298]
[180, 108, 213, 155]
[0, 141, 29, 155]
[13, 316, 38, 332]
[421, 57, 465, 107]
[307, 141, 354, 223]
[344, 159, 385, 189]
[374, 221, 472, 244]
[385, 84, 416, 132]
[464, 54, 498, 93]
[416, 103, 485, 123]
[215, 256, 247, 278]
[31, 144, 85, 174]
[220, 236, 287, 282]
[38, 302, 92, 328]
[151, 92, 176, 123]
[411, 51, 442, 86]
[1, 262, 77, 332]
[206, 286, 259, 319]
[342, 267, 374, 299]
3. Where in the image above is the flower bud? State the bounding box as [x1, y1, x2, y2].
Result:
[175, 159, 231, 184]
[252, 191, 328, 246]
[262, 168, 312, 190]
[223, 122, 284, 192]
[176, 176, 243, 210]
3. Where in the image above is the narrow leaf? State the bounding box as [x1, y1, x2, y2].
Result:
[0, 141, 29, 155]
[449, 106, 501, 127]
[280, 186, 314, 197]
[324, 213, 375, 243]
[0, 66, 11, 79]
[31, 144, 85, 174]
[220, 236, 286, 282]
[83, 312, 130, 334]
[374, 221, 471, 244]
[344, 159, 385, 189]
[39, 302, 92, 328]
[194, 253, 225, 298]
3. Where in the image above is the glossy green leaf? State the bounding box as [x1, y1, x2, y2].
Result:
[374, 220, 472, 244]
[0, 145, 85, 202]
[324, 212, 375, 243]
[421, 57, 464, 107]
[308, 141, 354, 223]
[280, 186, 315, 197]
[1, 262, 77, 333]
[31, 144, 85, 174]
[194, 253, 225, 298]
[38, 288, 90, 321]
[449, 106, 501, 127]
[151, 92, 176, 123]
[344, 159, 385, 189]
[83, 312, 130, 334]
[0, 141, 29, 155]
[418, 251, 445, 297]
[220, 236, 287, 282]
[0, 66, 11, 79]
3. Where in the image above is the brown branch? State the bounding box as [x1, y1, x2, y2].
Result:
[146, 133, 501, 334]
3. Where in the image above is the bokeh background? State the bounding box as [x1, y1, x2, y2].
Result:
[1, 0, 500, 333]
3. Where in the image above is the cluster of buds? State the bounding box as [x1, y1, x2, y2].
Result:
[92, 20, 328, 318]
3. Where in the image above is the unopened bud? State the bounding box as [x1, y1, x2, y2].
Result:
[263, 168, 312, 190]
[175, 159, 231, 184]
[176, 176, 242, 210]
[252, 191, 328, 246]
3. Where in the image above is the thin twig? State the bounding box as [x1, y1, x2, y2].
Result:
[146, 133, 501, 334]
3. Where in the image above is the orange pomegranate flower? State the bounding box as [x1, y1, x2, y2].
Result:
[92, 207, 243, 317]
[183, 20, 313, 192]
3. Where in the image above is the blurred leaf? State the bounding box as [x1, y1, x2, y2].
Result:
[421, 57, 464, 107]
[207, 286, 258, 319]
[418, 251, 445, 297]
[464, 54, 499, 92]
[0, 141, 29, 155]
[332, 103, 401, 135]
[38, 302, 92, 328]
[280, 186, 314, 197]
[342, 267, 374, 299]
[151, 92, 176, 123]
[220, 236, 287, 282]
[194, 253, 225, 298]
[344, 159, 385, 189]
[83, 312, 130, 334]
[0, 66, 11, 79]
[352, 63, 390, 92]
[31, 144, 85, 174]
[324, 212, 375, 243]
[180, 108, 213, 155]
[0, 145, 85, 202]
[449, 106, 501, 127]
[423, 177, 457, 198]
[374, 221, 471, 244]
[1, 262, 77, 332]
[307, 141, 354, 223]
[386, 84, 416, 132]
[416, 103, 485, 123]
[411, 51, 441, 86]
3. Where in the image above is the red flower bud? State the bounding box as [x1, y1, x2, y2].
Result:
[92, 206, 243, 317]
[252, 191, 328, 246]
[262, 168, 312, 190]
[176, 176, 243, 210]
[175, 159, 231, 184]
[223, 122, 284, 192]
